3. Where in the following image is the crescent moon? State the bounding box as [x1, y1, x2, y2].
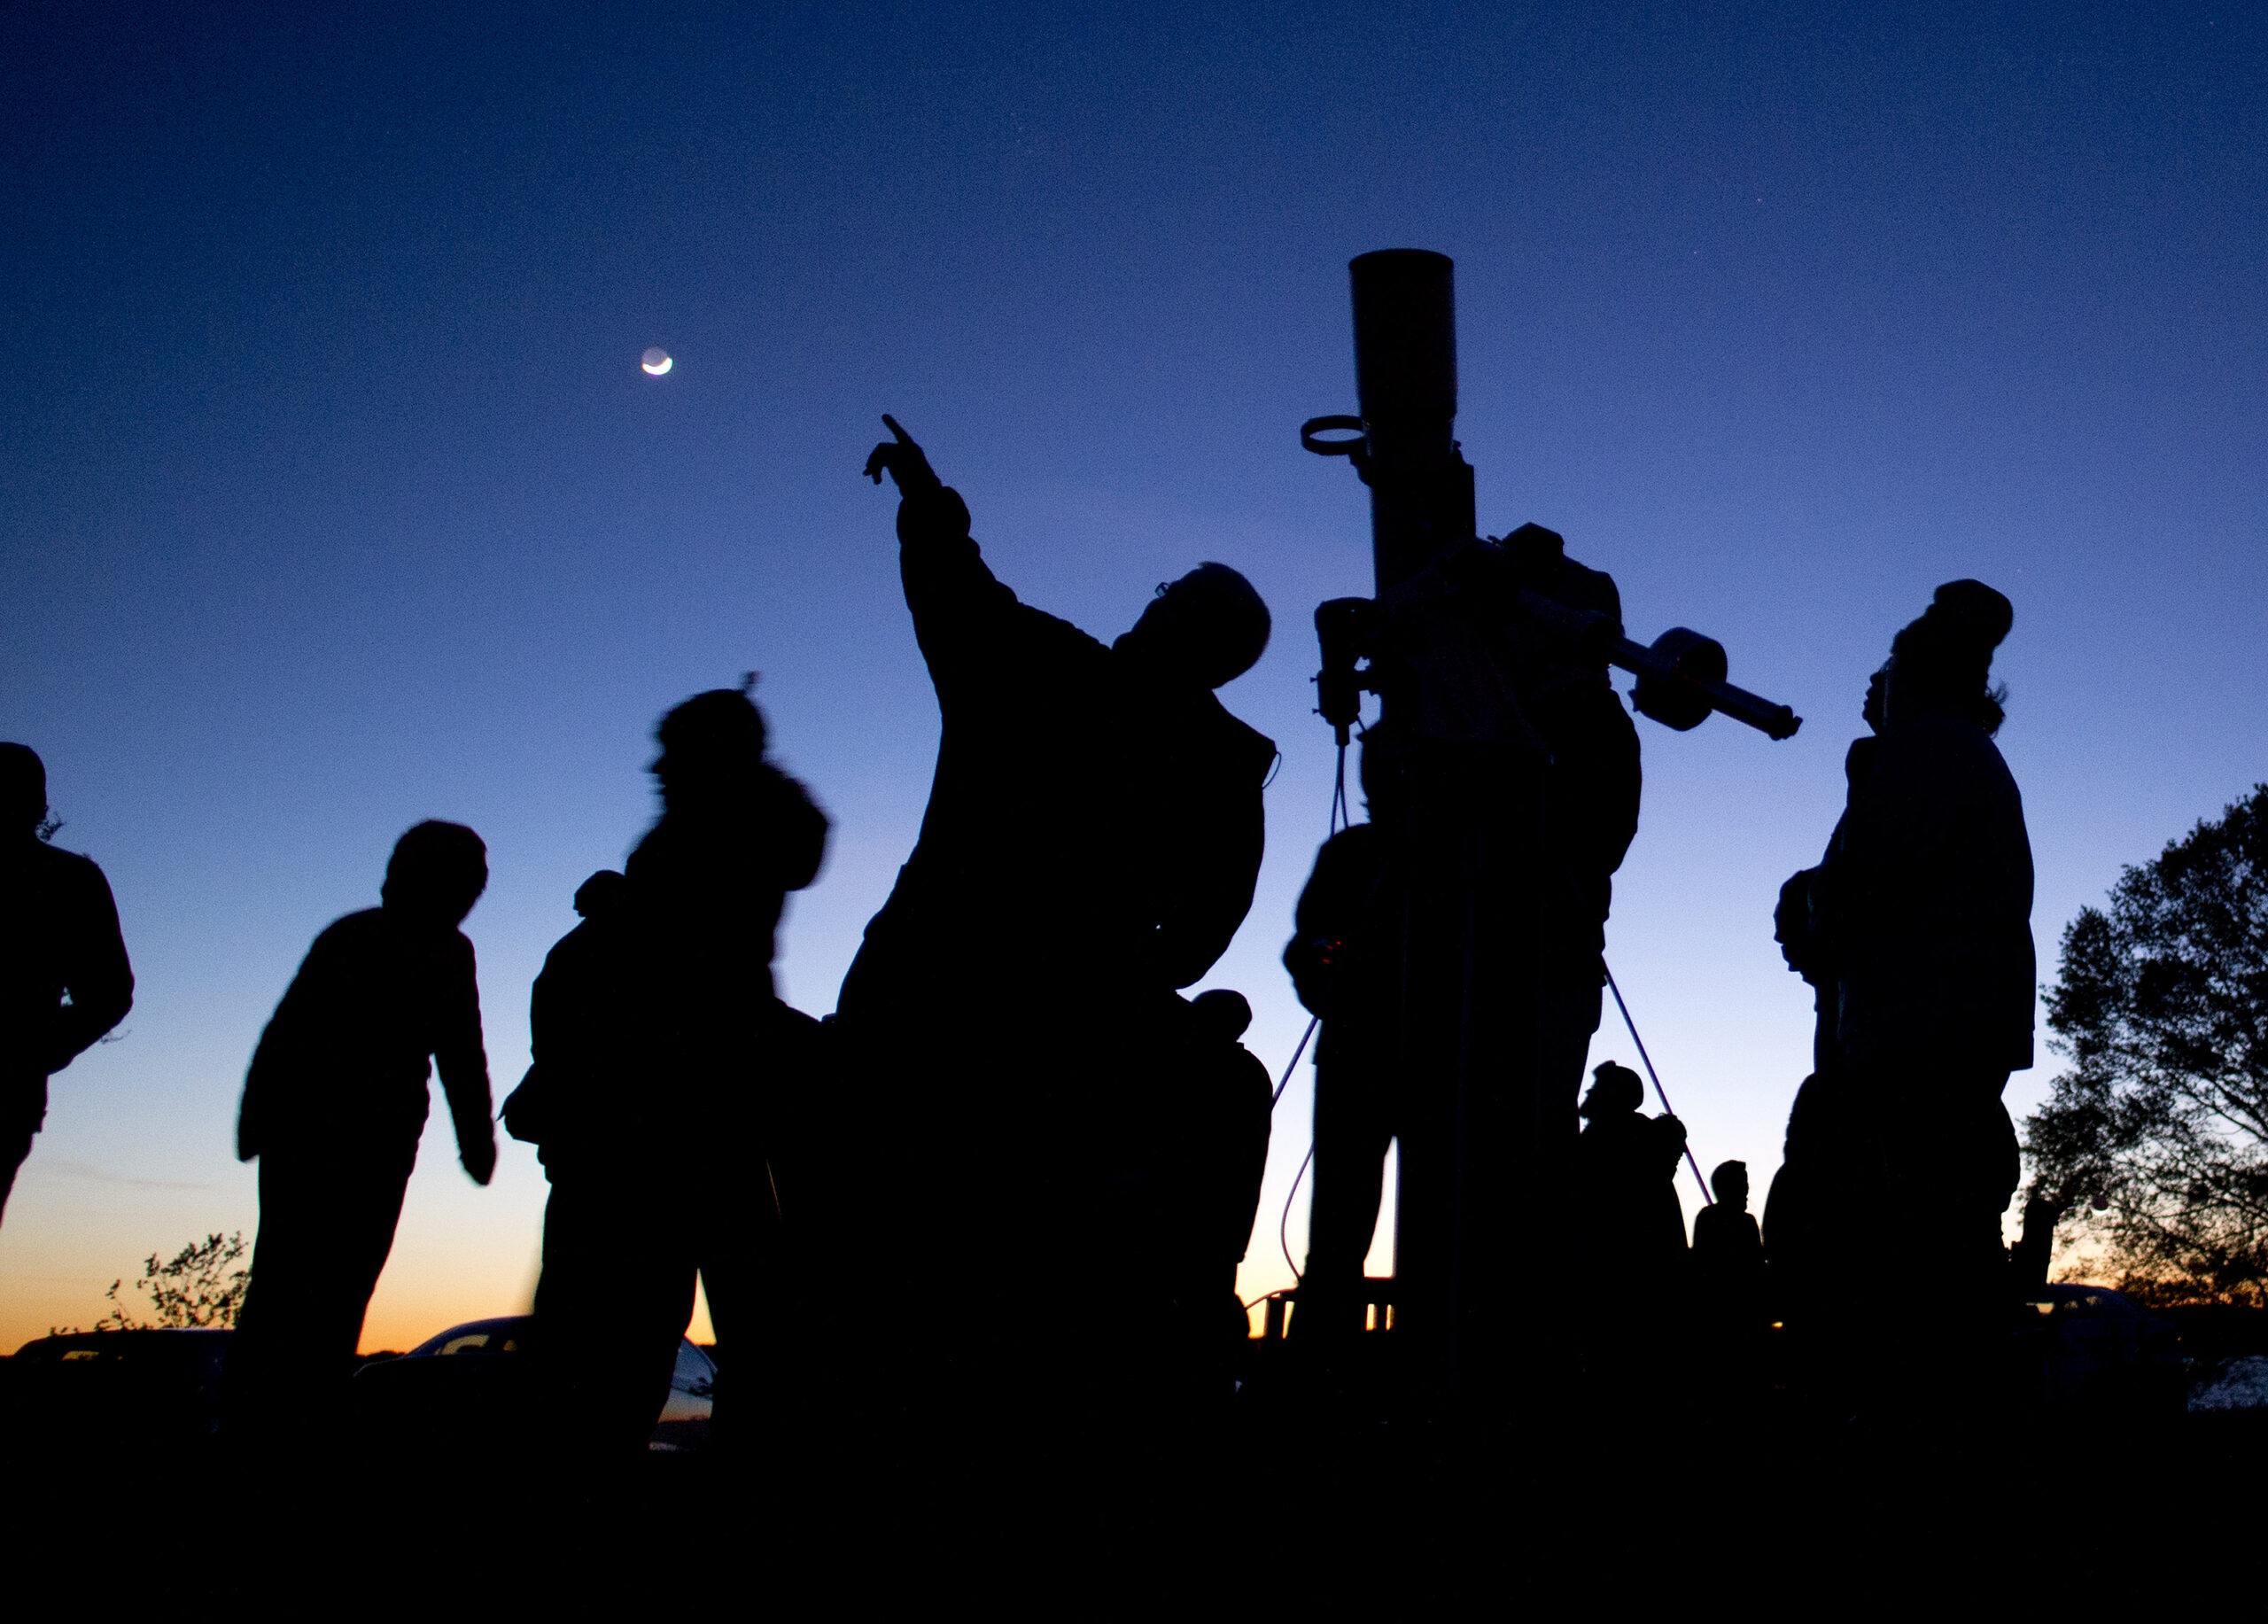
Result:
[641, 348, 672, 376]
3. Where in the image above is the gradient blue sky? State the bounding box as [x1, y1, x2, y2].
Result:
[4, 3, 2262, 1348]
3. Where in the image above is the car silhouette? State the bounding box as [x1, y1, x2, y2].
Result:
[351, 1314, 716, 1452]
[3, 1328, 232, 1453]
[2016, 1283, 2183, 1417]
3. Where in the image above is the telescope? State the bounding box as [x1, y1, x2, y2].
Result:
[1302, 249, 1799, 744]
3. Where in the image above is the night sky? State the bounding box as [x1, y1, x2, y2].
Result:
[4, 4, 2262, 1349]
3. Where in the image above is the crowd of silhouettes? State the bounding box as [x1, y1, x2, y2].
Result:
[0, 416, 2047, 1468]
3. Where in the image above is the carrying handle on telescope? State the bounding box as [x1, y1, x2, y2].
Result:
[1516, 589, 1802, 741]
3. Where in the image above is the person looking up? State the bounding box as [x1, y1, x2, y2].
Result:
[841, 416, 1275, 1448]
[1806, 579, 2032, 1418]
[0, 744, 133, 1224]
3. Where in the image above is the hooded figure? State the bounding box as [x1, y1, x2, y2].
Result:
[1573, 1060, 1688, 1391]
[525, 686, 828, 1459]
[843, 417, 1274, 1438]
[1118, 985, 1275, 1409]
[226, 820, 495, 1441]
[1574, 1062, 1689, 1278]
[0, 744, 134, 1225]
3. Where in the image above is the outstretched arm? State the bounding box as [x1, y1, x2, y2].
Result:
[864, 416, 1020, 688]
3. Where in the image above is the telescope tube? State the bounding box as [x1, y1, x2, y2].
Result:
[1350, 250, 1474, 592]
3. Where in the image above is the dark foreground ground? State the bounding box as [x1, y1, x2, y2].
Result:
[4, 1393, 2261, 1612]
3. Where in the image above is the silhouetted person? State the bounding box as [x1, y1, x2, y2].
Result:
[2008, 1195, 2060, 1294]
[0, 744, 133, 1225]
[842, 417, 1273, 1438]
[1573, 1061, 1687, 1390]
[1285, 742, 1399, 1340]
[225, 820, 495, 1444]
[1759, 1068, 1866, 1413]
[1781, 580, 2033, 1418]
[1122, 987, 1273, 1403]
[1763, 672, 1886, 1406]
[498, 868, 627, 1152]
[1691, 1159, 1769, 1407]
[526, 687, 827, 1461]
[1487, 525, 1644, 1232]
[1298, 525, 1641, 1393]
[1692, 1160, 1763, 1283]
[1775, 668, 1887, 1075]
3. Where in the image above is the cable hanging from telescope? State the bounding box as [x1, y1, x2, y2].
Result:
[1266, 732, 1357, 1290]
[1604, 962, 1713, 1205]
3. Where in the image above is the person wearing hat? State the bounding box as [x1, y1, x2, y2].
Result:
[1573, 1060, 1689, 1395]
[0, 744, 134, 1226]
[527, 685, 829, 1461]
[1791, 579, 2034, 1415]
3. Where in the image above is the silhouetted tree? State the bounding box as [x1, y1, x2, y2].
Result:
[94, 1232, 251, 1330]
[2026, 785, 2268, 1305]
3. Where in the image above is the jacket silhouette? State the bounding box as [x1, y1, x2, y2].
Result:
[1574, 1062, 1688, 1281]
[1775, 581, 2033, 1417]
[224, 820, 495, 1441]
[839, 417, 1274, 1438]
[1289, 527, 1642, 1349]
[1763, 679, 1884, 1385]
[499, 868, 627, 1157]
[1690, 1162, 1764, 1302]
[1, 744, 133, 1224]
[525, 688, 828, 1459]
[1573, 1061, 1686, 1390]
[842, 421, 1272, 1031]
[1122, 987, 1274, 1397]
[1691, 1159, 1769, 1405]
[1285, 809, 1398, 1337]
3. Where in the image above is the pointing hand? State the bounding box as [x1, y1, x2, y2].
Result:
[864, 414, 944, 496]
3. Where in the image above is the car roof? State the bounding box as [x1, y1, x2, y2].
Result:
[406, 1316, 536, 1356]
[2031, 1284, 2144, 1314]
[400, 1315, 710, 1362]
[11, 1328, 233, 1361]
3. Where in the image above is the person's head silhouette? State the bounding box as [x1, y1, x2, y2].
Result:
[1191, 987, 1254, 1045]
[1581, 1061, 1645, 1121]
[1711, 1159, 1750, 1211]
[1861, 666, 1889, 734]
[1115, 563, 1271, 691]
[651, 686, 769, 808]
[381, 820, 488, 927]
[1885, 579, 2013, 734]
[573, 869, 627, 918]
[1, 743, 47, 839]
